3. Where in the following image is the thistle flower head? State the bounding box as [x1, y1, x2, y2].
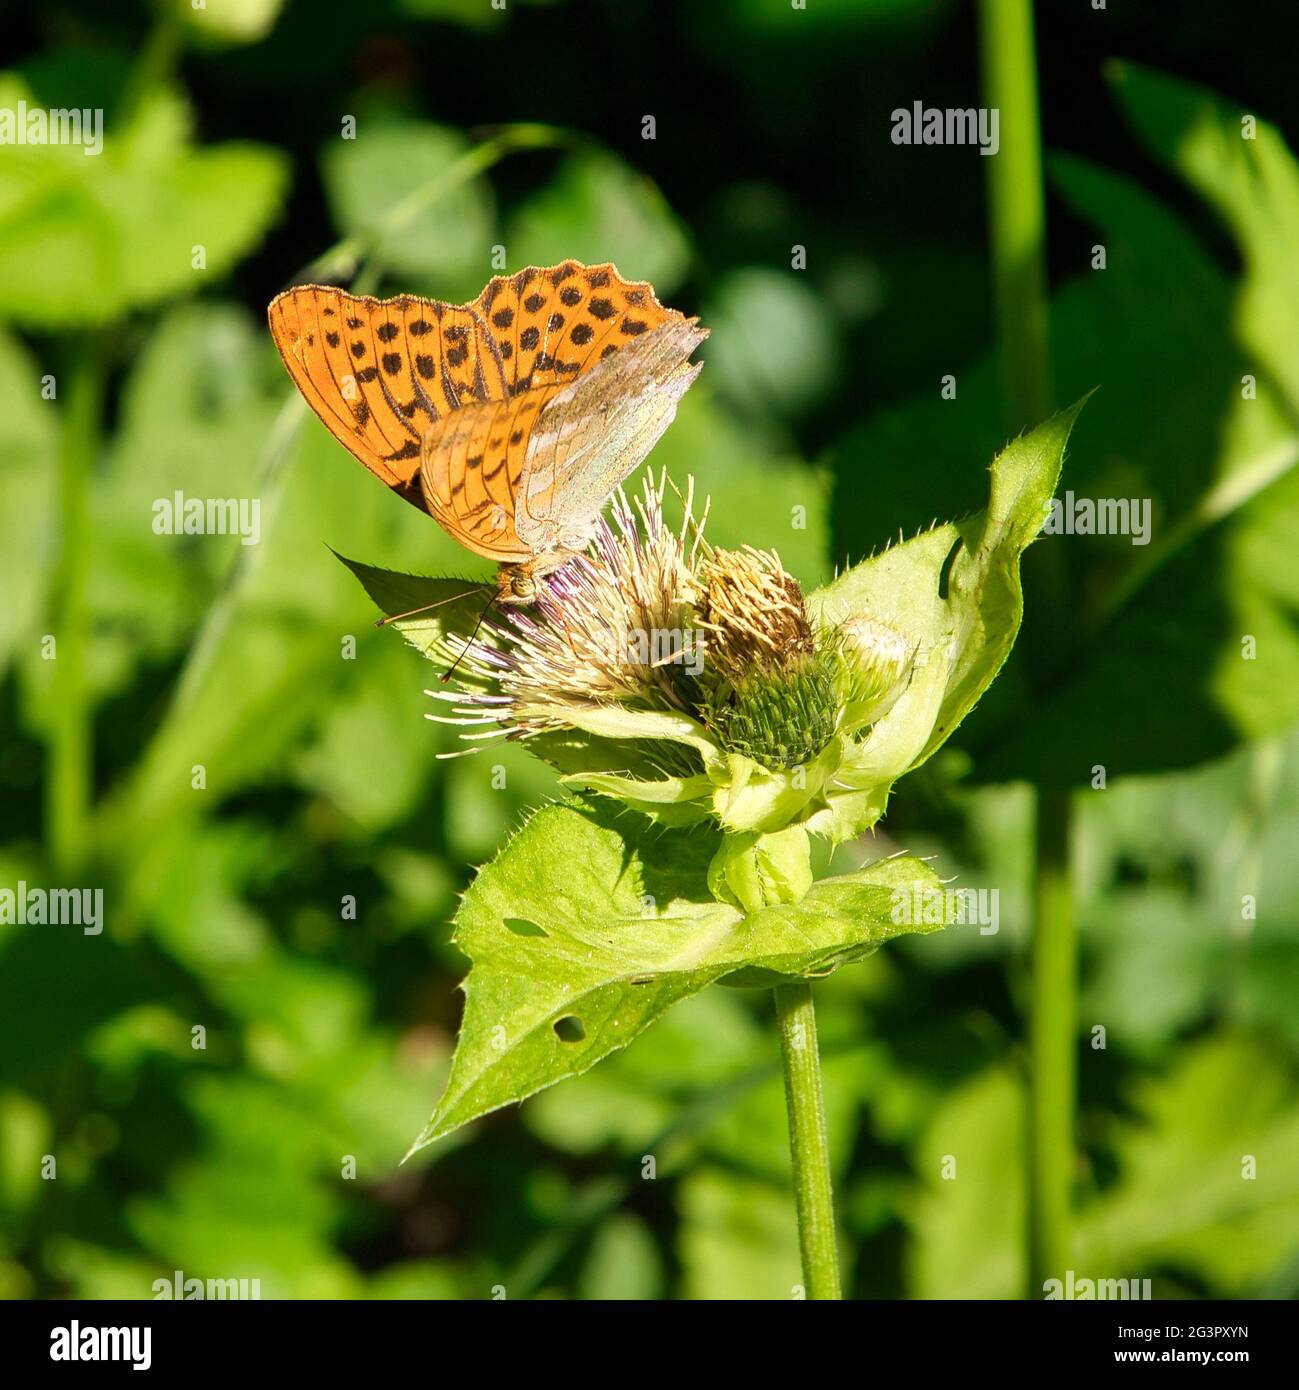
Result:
[415, 471, 920, 840]
[699, 545, 815, 680]
[427, 476, 706, 738]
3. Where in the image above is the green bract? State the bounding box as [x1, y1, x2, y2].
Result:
[572, 401, 1085, 839]
[346, 398, 1085, 1151]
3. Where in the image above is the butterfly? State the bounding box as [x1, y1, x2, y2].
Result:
[267, 261, 707, 605]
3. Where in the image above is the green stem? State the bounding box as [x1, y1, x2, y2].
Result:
[1028, 786, 1074, 1291]
[978, 0, 1052, 427]
[774, 982, 841, 1300]
[48, 341, 105, 873]
[977, 0, 1074, 1298]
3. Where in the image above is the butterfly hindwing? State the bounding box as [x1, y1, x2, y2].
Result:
[516, 318, 709, 549]
[418, 395, 537, 562]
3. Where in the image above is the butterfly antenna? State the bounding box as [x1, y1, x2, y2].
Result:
[440, 591, 499, 685]
[375, 586, 487, 628]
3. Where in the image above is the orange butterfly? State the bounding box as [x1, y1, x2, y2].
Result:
[267, 261, 707, 604]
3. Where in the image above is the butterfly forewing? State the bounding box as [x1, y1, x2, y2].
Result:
[470, 262, 680, 397]
[267, 284, 505, 512]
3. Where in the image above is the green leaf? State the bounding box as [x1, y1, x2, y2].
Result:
[1106, 61, 1299, 408]
[908, 1034, 1299, 1298]
[0, 329, 58, 676]
[336, 553, 490, 652]
[410, 800, 956, 1151]
[320, 122, 494, 289]
[172, 0, 285, 45]
[1076, 1033, 1299, 1295]
[0, 78, 288, 326]
[505, 150, 690, 295]
[678, 1167, 802, 1300]
[579, 1212, 664, 1300]
[831, 66, 1299, 784]
[703, 267, 841, 418]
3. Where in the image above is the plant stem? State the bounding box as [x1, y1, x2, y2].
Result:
[774, 982, 841, 1300]
[1028, 786, 1074, 1290]
[978, 0, 1052, 427]
[977, 0, 1074, 1298]
[48, 341, 105, 873]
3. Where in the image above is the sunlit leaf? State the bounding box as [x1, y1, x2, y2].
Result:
[412, 799, 954, 1150]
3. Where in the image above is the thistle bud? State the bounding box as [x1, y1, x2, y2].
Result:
[700, 546, 815, 680]
[834, 615, 913, 732]
[699, 547, 838, 770]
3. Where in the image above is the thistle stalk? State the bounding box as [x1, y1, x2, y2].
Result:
[774, 981, 841, 1300]
[978, 0, 1074, 1297]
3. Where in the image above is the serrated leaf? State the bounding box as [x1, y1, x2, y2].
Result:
[334, 551, 499, 697]
[410, 800, 956, 1152]
[335, 552, 490, 644]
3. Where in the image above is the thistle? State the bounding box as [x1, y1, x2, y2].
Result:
[419, 472, 923, 861]
[348, 401, 1085, 1308]
[347, 400, 1082, 910]
[698, 545, 839, 771]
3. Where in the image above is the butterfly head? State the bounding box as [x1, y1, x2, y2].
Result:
[497, 565, 539, 606]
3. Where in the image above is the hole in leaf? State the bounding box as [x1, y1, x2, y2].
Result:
[503, 917, 547, 937]
[553, 1015, 585, 1043]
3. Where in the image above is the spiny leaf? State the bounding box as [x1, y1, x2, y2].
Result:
[410, 801, 960, 1153]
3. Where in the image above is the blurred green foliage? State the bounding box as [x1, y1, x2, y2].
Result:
[1, 0, 1296, 1300]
